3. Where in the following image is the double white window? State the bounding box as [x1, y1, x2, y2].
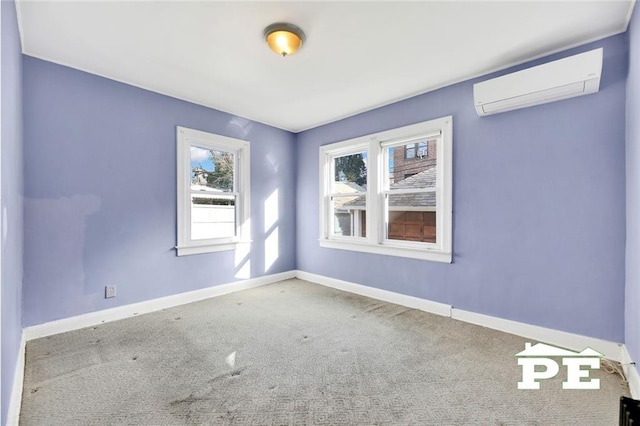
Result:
[176, 126, 250, 256]
[319, 116, 452, 262]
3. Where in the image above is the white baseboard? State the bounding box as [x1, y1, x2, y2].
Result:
[295, 270, 624, 362]
[24, 270, 296, 341]
[296, 270, 452, 317]
[621, 345, 640, 399]
[6, 332, 26, 426]
[451, 308, 623, 362]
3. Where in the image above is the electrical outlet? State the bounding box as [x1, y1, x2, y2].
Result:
[105, 285, 116, 299]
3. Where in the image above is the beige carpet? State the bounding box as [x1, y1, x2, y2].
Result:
[20, 279, 629, 425]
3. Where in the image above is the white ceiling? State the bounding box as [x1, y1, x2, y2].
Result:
[17, 1, 635, 133]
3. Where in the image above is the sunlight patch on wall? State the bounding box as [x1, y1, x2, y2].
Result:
[234, 218, 251, 279]
[265, 189, 278, 231]
[265, 228, 279, 272]
[264, 189, 279, 272]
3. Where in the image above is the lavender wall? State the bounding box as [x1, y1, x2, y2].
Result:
[626, 5, 640, 371]
[1, 0, 24, 423]
[22, 57, 296, 326]
[296, 35, 628, 342]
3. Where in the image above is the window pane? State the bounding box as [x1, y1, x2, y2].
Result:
[191, 194, 235, 240]
[387, 193, 436, 243]
[405, 144, 416, 159]
[417, 141, 427, 157]
[388, 139, 437, 187]
[190, 147, 234, 192]
[333, 152, 367, 189]
[332, 195, 366, 237]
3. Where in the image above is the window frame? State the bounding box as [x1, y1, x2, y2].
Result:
[319, 116, 452, 263]
[176, 126, 250, 256]
[322, 140, 370, 242]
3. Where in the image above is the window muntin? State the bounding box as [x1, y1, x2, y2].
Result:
[319, 117, 452, 263]
[177, 127, 250, 256]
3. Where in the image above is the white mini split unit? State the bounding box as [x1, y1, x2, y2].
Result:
[473, 48, 603, 116]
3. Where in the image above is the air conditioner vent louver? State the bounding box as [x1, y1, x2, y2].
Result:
[473, 48, 603, 116]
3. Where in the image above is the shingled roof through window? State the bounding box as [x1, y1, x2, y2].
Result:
[342, 166, 436, 209]
[333, 181, 367, 210]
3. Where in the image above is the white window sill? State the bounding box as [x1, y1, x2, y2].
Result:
[176, 240, 251, 256]
[319, 238, 452, 263]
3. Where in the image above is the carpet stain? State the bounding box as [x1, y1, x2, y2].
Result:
[169, 393, 208, 407]
[207, 367, 247, 384]
[390, 309, 410, 317]
[207, 373, 228, 384]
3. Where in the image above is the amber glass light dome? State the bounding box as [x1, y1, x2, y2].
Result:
[264, 23, 305, 57]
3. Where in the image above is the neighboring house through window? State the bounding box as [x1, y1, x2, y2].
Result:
[319, 116, 452, 262]
[176, 126, 250, 256]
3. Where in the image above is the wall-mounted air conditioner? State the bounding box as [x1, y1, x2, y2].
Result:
[473, 48, 603, 116]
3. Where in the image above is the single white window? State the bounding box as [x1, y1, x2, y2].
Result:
[328, 148, 368, 239]
[319, 116, 452, 263]
[176, 126, 250, 256]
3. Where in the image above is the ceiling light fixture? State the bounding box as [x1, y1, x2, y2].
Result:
[264, 23, 305, 57]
